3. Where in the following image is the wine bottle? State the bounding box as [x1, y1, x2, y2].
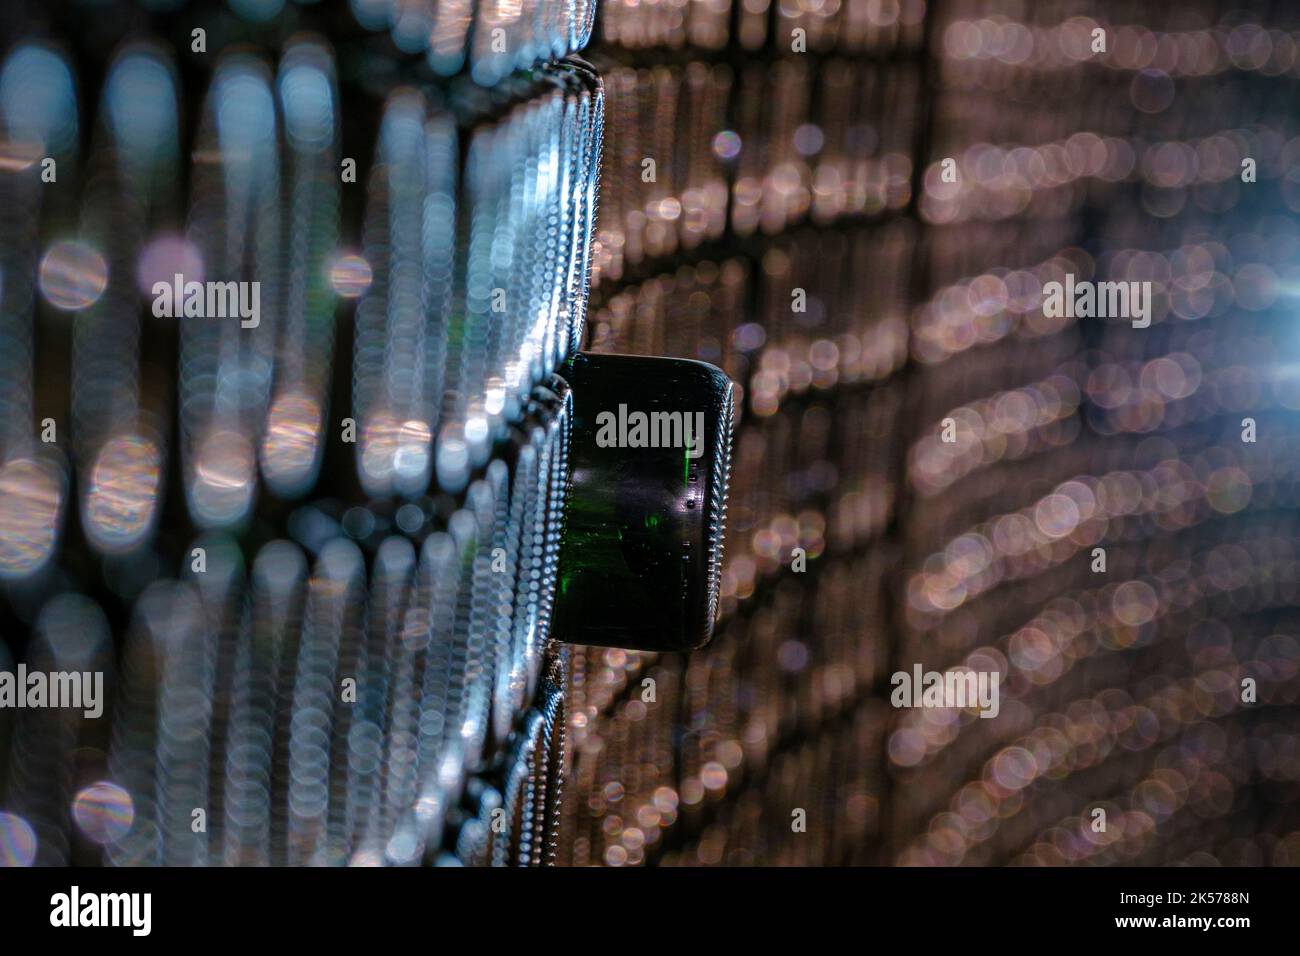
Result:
[553, 352, 734, 651]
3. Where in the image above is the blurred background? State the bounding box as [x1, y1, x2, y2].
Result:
[1, 0, 1299, 868]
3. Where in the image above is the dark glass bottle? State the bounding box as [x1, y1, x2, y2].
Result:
[553, 352, 734, 652]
